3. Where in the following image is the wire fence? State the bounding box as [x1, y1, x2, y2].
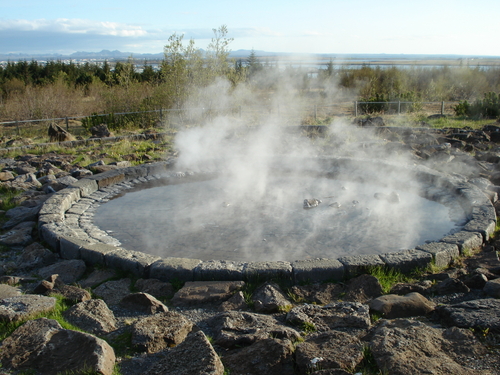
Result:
[0, 101, 459, 138]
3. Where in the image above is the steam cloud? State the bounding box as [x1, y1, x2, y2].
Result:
[156, 71, 464, 262]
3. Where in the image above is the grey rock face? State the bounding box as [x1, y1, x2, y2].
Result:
[0, 284, 21, 299]
[483, 278, 500, 297]
[433, 278, 470, 295]
[16, 242, 57, 270]
[286, 302, 371, 332]
[343, 274, 383, 303]
[53, 284, 91, 303]
[436, 298, 500, 332]
[134, 278, 175, 299]
[119, 292, 168, 314]
[252, 282, 293, 313]
[289, 283, 344, 305]
[210, 311, 301, 348]
[0, 295, 56, 322]
[219, 290, 249, 311]
[369, 319, 488, 375]
[145, 331, 224, 375]
[93, 278, 131, 305]
[131, 311, 194, 353]
[295, 331, 364, 373]
[0, 221, 35, 248]
[63, 299, 117, 335]
[171, 281, 244, 308]
[37, 259, 86, 284]
[2, 205, 41, 229]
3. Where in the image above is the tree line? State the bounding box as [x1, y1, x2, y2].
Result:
[1, 25, 500, 123]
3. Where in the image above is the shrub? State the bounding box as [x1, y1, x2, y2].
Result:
[454, 92, 500, 119]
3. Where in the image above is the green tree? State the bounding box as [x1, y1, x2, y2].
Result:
[246, 48, 262, 78]
[205, 25, 233, 78]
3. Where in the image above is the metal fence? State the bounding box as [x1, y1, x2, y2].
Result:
[0, 101, 459, 138]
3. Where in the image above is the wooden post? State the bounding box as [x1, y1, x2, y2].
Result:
[398, 101, 401, 114]
[159, 108, 163, 121]
[16, 121, 20, 136]
[65, 117, 69, 131]
[441, 101, 445, 115]
[354, 101, 358, 117]
[314, 105, 317, 121]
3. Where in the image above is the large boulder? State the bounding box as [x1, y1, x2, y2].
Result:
[289, 283, 344, 305]
[48, 123, 75, 142]
[63, 299, 117, 335]
[0, 295, 56, 322]
[369, 292, 435, 319]
[131, 311, 193, 353]
[295, 331, 364, 373]
[119, 292, 168, 314]
[145, 331, 224, 375]
[222, 338, 295, 375]
[286, 302, 371, 332]
[90, 124, 113, 138]
[369, 319, 489, 375]
[342, 274, 383, 303]
[93, 278, 131, 306]
[37, 259, 86, 285]
[0, 318, 115, 375]
[171, 281, 244, 308]
[210, 311, 301, 349]
[252, 282, 293, 313]
[435, 298, 500, 332]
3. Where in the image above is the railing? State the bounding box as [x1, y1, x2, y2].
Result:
[353, 101, 452, 117]
[0, 101, 460, 137]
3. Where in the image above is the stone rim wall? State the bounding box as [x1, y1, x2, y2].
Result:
[38, 158, 497, 284]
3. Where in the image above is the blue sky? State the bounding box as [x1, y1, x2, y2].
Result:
[1, 0, 499, 56]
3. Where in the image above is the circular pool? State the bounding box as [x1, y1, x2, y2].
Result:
[93, 168, 465, 262]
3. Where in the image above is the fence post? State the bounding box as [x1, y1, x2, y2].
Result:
[159, 108, 163, 121]
[314, 105, 317, 121]
[354, 101, 358, 117]
[65, 117, 69, 131]
[16, 121, 20, 136]
[398, 101, 401, 114]
[441, 101, 445, 115]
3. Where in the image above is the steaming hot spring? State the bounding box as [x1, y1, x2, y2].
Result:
[93, 121, 468, 262]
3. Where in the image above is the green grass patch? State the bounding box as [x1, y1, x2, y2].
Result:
[365, 266, 415, 294]
[0, 185, 22, 212]
[106, 330, 134, 359]
[300, 321, 317, 334]
[353, 345, 388, 375]
[0, 294, 80, 341]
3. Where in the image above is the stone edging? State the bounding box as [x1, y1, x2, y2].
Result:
[38, 158, 497, 284]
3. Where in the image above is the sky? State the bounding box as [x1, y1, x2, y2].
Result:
[1, 0, 499, 57]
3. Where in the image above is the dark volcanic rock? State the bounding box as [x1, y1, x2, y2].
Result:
[222, 338, 295, 375]
[435, 298, 500, 332]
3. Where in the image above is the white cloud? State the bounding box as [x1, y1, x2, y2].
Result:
[0, 18, 147, 37]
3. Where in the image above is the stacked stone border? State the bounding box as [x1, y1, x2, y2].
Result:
[38, 157, 497, 284]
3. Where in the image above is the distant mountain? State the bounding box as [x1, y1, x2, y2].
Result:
[1, 49, 498, 62]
